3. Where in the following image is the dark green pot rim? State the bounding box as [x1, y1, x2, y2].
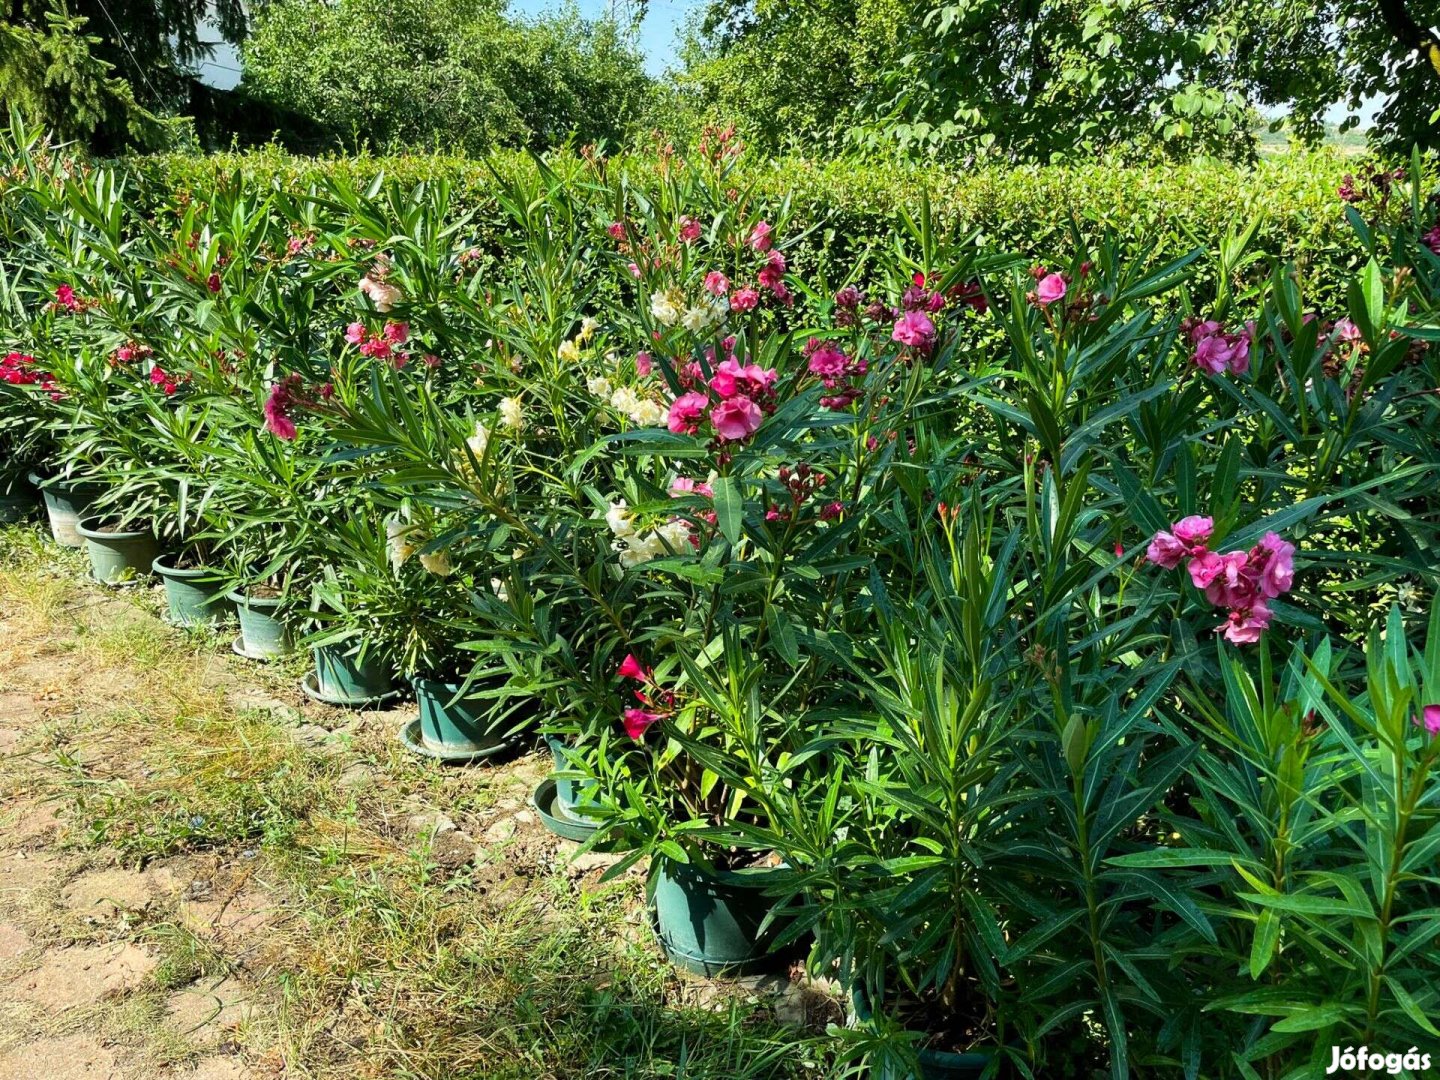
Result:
[76, 514, 152, 542]
[152, 553, 216, 579]
[26, 471, 102, 495]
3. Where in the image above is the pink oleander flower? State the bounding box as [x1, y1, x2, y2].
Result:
[669, 476, 714, 499]
[1220, 600, 1272, 645]
[607, 221, 626, 241]
[1190, 321, 1251, 376]
[345, 322, 366, 345]
[1197, 550, 1261, 609]
[56, 284, 78, 310]
[617, 654, 649, 681]
[635, 351, 653, 377]
[704, 271, 730, 296]
[382, 321, 409, 344]
[749, 221, 773, 251]
[678, 216, 702, 243]
[709, 358, 776, 400]
[758, 251, 786, 291]
[668, 391, 710, 435]
[1146, 515, 1214, 568]
[628, 262, 642, 279]
[1334, 317, 1363, 344]
[623, 708, 664, 740]
[1034, 274, 1068, 306]
[731, 286, 760, 312]
[892, 310, 935, 348]
[206, 273, 221, 294]
[1252, 532, 1296, 598]
[710, 394, 763, 441]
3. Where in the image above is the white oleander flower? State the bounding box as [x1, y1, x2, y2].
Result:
[386, 518, 420, 573]
[650, 288, 683, 327]
[498, 396, 524, 430]
[605, 500, 635, 539]
[558, 339, 581, 364]
[587, 375, 613, 398]
[419, 550, 453, 577]
[579, 316, 600, 341]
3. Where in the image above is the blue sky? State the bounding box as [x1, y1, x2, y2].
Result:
[510, 0, 702, 75]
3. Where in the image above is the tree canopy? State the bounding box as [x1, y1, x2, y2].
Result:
[680, 0, 1440, 160]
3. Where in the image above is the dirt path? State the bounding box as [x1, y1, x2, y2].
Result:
[0, 539, 838, 1080]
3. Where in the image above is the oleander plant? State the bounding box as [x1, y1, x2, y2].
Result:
[2, 111, 1439, 1079]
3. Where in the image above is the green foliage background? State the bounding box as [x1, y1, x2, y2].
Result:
[119, 146, 1380, 306]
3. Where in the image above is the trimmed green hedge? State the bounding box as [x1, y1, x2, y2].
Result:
[117, 146, 1384, 307]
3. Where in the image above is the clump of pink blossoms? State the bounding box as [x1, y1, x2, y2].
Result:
[1185, 318, 1250, 377]
[1145, 515, 1296, 644]
[666, 350, 778, 445]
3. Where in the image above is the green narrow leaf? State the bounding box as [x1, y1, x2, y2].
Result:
[711, 474, 743, 545]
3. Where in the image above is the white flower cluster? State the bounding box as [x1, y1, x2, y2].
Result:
[386, 518, 453, 577]
[559, 317, 601, 364]
[608, 385, 667, 427]
[651, 287, 727, 333]
[605, 500, 692, 569]
[498, 396, 524, 430]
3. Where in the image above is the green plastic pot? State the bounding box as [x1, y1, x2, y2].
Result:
[413, 677, 528, 756]
[545, 736, 604, 823]
[75, 515, 158, 586]
[310, 643, 394, 704]
[651, 857, 794, 977]
[229, 591, 290, 659]
[27, 472, 101, 547]
[851, 989, 995, 1080]
[0, 476, 35, 524]
[153, 555, 232, 627]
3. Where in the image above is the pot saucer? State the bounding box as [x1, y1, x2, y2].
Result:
[232, 634, 280, 662]
[398, 718, 521, 764]
[533, 777, 603, 841]
[301, 670, 401, 708]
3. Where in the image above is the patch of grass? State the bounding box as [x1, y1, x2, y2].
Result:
[0, 537, 846, 1079]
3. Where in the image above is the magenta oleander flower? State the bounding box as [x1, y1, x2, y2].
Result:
[1420, 705, 1440, 736]
[704, 271, 730, 296]
[1034, 274, 1067, 306]
[731, 286, 760, 312]
[1220, 600, 1272, 645]
[263, 383, 298, 441]
[678, 216, 701, 243]
[710, 394, 763, 442]
[667, 391, 710, 435]
[892, 310, 935, 348]
[749, 221, 773, 251]
[623, 708, 664, 740]
[617, 654, 649, 681]
[807, 343, 851, 382]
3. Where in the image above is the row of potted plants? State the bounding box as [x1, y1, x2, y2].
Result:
[4, 117, 1440, 1075]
